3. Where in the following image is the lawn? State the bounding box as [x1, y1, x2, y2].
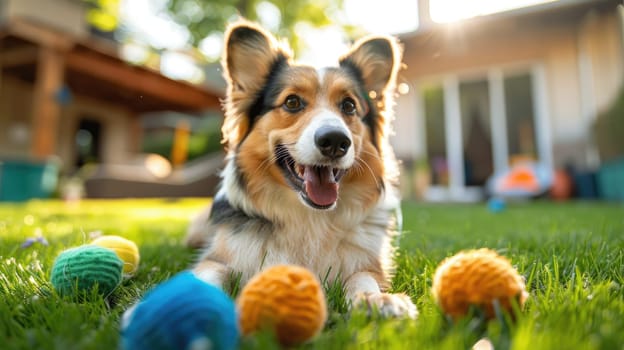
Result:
[1, 199, 623, 349]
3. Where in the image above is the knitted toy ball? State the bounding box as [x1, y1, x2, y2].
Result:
[432, 248, 529, 320]
[121, 271, 239, 350]
[237, 265, 327, 346]
[50, 245, 123, 297]
[91, 235, 140, 275]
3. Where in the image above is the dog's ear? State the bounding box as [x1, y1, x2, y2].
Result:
[223, 21, 286, 92]
[339, 36, 402, 99]
[221, 21, 291, 149]
[340, 36, 402, 150]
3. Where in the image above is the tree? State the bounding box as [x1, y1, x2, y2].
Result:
[166, 0, 343, 55]
[83, 0, 120, 32]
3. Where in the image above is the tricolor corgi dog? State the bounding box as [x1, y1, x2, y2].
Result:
[187, 20, 416, 318]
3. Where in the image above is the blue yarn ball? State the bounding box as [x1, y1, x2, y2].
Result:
[121, 271, 239, 350]
[487, 197, 506, 213]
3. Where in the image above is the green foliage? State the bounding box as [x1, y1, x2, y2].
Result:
[1, 200, 623, 349]
[166, 0, 342, 54]
[83, 0, 120, 32]
[594, 84, 624, 161]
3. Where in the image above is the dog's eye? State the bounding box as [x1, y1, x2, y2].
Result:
[283, 95, 304, 113]
[341, 98, 357, 116]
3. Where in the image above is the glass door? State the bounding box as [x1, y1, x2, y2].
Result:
[459, 79, 493, 187]
[504, 73, 538, 165]
[418, 66, 549, 202]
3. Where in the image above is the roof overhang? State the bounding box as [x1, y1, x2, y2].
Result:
[400, 0, 622, 46]
[0, 18, 223, 113]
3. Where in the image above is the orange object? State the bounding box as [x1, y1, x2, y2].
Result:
[550, 169, 573, 200]
[500, 166, 539, 192]
[170, 119, 190, 167]
[432, 248, 528, 320]
[237, 265, 327, 346]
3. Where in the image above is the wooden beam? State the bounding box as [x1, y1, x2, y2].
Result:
[31, 46, 65, 159]
[0, 46, 39, 68]
[65, 50, 221, 111]
[5, 18, 74, 50]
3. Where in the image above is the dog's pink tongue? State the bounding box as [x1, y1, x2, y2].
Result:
[304, 166, 338, 207]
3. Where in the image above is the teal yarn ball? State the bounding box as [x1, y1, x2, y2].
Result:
[50, 245, 123, 297]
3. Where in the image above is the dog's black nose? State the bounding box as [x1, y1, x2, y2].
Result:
[314, 126, 351, 159]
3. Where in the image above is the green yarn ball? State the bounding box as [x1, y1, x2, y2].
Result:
[50, 245, 123, 297]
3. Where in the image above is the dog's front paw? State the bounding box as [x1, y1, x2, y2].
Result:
[354, 292, 418, 319]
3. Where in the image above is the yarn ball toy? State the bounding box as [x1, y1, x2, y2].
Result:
[432, 248, 529, 321]
[121, 271, 239, 350]
[237, 265, 327, 346]
[91, 235, 140, 275]
[50, 245, 123, 297]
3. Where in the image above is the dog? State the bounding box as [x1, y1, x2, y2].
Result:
[186, 20, 417, 319]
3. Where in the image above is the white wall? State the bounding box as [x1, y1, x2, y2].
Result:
[392, 88, 423, 160]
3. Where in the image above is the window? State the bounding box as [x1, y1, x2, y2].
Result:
[504, 73, 537, 164]
[423, 86, 448, 185]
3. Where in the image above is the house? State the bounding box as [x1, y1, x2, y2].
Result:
[0, 0, 223, 200]
[393, 0, 624, 201]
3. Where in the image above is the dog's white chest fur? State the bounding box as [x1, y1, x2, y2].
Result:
[204, 172, 399, 285]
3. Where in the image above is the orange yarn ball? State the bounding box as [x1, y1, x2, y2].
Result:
[432, 248, 529, 320]
[237, 265, 327, 346]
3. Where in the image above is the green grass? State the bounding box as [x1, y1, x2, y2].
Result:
[1, 199, 623, 349]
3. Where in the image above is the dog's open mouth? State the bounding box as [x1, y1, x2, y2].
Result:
[275, 145, 346, 209]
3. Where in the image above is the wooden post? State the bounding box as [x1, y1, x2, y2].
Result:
[31, 46, 65, 159]
[171, 119, 191, 167]
[129, 113, 144, 153]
